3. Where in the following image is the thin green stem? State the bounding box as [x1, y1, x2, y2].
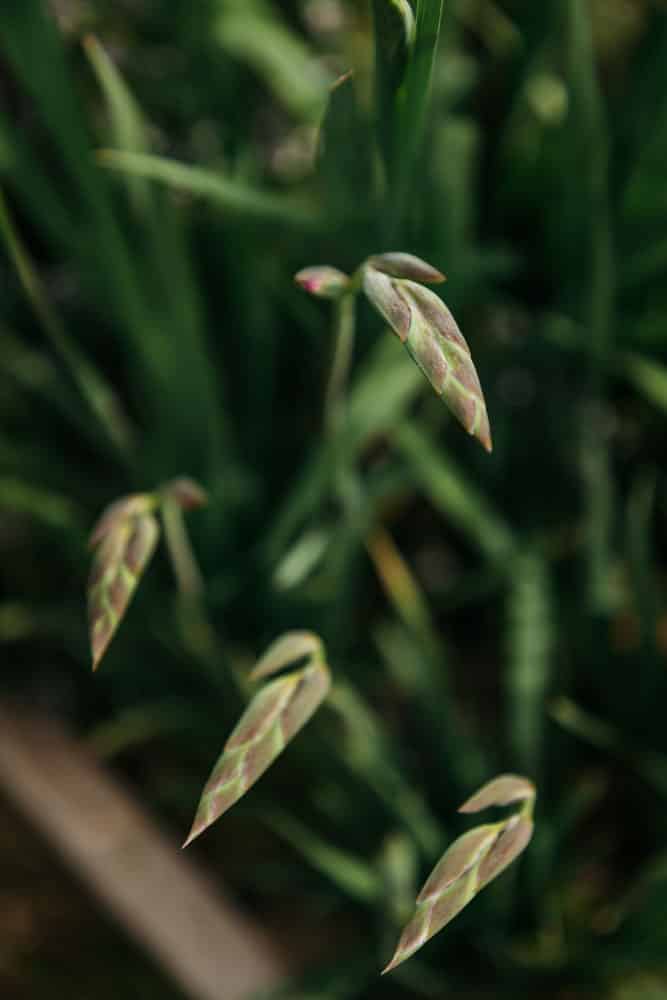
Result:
[324, 292, 357, 437]
[161, 498, 205, 600]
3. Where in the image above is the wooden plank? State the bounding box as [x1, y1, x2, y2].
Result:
[0, 703, 286, 1000]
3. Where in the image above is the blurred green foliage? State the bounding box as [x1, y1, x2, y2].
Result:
[2, 0, 667, 996]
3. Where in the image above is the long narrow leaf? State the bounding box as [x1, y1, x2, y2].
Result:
[98, 150, 320, 226]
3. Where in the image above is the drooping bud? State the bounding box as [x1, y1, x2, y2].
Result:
[362, 257, 492, 453]
[161, 477, 209, 511]
[295, 266, 350, 299]
[367, 252, 445, 283]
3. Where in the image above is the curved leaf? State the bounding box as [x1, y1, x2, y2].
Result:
[88, 494, 159, 670]
[184, 647, 330, 846]
[383, 775, 536, 974]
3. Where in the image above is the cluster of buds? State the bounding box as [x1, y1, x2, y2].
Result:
[296, 252, 492, 452]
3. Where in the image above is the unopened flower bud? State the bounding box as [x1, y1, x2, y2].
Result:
[367, 252, 445, 284]
[362, 256, 492, 452]
[295, 266, 350, 299]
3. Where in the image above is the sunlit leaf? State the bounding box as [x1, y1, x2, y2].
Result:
[383, 775, 536, 974]
[88, 493, 159, 670]
[184, 638, 331, 845]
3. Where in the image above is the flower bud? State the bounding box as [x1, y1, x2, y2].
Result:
[362, 259, 492, 452]
[367, 252, 445, 284]
[162, 477, 209, 510]
[294, 266, 350, 299]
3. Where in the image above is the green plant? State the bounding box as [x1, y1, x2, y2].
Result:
[79, 1, 532, 975]
[4, 0, 667, 996]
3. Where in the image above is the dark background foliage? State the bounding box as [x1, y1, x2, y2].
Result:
[2, 0, 667, 996]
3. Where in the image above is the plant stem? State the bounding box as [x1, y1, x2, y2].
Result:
[161, 498, 205, 600]
[324, 292, 356, 437]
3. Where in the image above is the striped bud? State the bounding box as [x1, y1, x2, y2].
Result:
[88, 493, 159, 671]
[363, 258, 492, 453]
[184, 633, 330, 846]
[382, 774, 536, 974]
[367, 252, 445, 284]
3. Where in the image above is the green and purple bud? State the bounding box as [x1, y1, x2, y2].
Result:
[362, 256, 492, 453]
[87, 477, 208, 670]
[183, 633, 331, 847]
[88, 493, 160, 671]
[382, 774, 536, 975]
[294, 266, 350, 299]
[367, 252, 445, 284]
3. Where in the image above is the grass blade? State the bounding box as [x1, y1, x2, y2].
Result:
[98, 150, 320, 226]
[262, 809, 381, 903]
[388, 0, 445, 234]
[83, 34, 151, 213]
[506, 548, 553, 776]
[394, 422, 515, 562]
[0, 189, 133, 456]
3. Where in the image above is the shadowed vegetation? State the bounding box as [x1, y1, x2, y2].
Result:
[2, 0, 667, 996]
